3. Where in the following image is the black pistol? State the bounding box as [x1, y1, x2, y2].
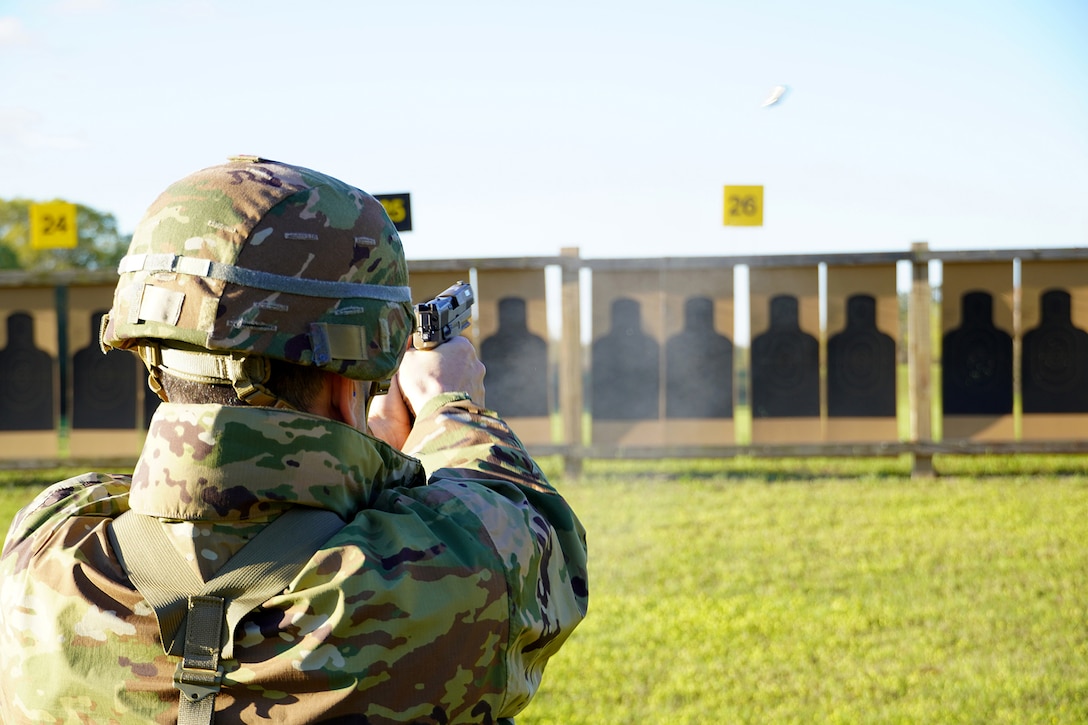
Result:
[413, 281, 475, 349]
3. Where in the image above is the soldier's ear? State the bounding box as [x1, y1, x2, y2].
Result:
[328, 373, 364, 429]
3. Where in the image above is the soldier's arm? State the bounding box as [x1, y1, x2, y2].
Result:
[388, 337, 589, 716]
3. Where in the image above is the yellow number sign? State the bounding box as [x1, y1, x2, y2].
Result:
[723, 185, 763, 227]
[374, 193, 412, 232]
[381, 197, 406, 223]
[30, 202, 78, 249]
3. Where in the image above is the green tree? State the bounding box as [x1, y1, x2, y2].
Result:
[0, 198, 129, 272]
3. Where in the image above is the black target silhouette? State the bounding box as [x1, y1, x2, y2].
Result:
[0, 312, 54, 431]
[941, 291, 1013, 415]
[750, 295, 819, 418]
[591, 297, 660, 420]
[827, 294, 896, 417]
[1022, 289, 1088, 413]
[480, 297, 549, 417]
[72, 310, 138, 429]
[665, 296, 733, 418]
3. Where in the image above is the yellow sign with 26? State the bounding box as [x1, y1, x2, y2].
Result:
[723, 186, 763, 227]
[30, 202, 79, 249]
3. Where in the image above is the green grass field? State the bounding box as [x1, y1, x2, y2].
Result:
[2, 457, 1087, 723]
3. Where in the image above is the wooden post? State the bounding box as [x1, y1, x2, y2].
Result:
[559, 248, 583, 479]
[908, 242, 935, 477]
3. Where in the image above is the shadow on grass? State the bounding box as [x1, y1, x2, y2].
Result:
[538, 454, 1088, 483]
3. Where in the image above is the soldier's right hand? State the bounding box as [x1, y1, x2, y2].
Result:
[368, 336, 485, 450]
[397, 336, 485, 415]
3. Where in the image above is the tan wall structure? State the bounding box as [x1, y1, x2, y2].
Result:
[0, 286, 59, 460]
[748, 265, 821, 444]
[588, 264, 736, 447]
[940, 261, 1015, 442]
[661, 266, 735, 446]
[67, 284, 148, 459]
[825, 263, 900, 443]
[589, 268, 665, 447]
[475, 268, 552, 446]
[4, 246, 1088, 476]
[1019, 260, 1088, 442]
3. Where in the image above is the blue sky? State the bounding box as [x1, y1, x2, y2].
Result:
[1, 0, 1085, 261]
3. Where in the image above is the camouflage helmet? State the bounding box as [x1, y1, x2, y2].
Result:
[101, 155, 414, 407]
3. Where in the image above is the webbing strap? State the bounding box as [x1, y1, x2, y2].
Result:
[108, 507, 345, 724]
[176, 595, 225, 725]
[117, 252, 413, 302]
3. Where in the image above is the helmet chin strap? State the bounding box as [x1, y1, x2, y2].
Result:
[137, 341, 297, 410]
[365, 379, 391, 420]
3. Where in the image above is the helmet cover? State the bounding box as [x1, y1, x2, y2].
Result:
[102, 156, 414, 383]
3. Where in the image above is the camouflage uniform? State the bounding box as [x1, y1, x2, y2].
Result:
[0, 157, 588, 724]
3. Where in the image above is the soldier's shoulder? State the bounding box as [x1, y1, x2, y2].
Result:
[2, 472, 131, 553]
[28, 471, 131, 509]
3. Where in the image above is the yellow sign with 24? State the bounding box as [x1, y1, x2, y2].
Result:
[30, 202, 78, 249]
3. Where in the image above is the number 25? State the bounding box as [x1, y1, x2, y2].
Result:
[381, 199, 406, 223]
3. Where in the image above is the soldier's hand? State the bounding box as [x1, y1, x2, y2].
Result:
[367, 374, 412, 450]
[368, 336, 485, 450]
[397, 336, 486, 414]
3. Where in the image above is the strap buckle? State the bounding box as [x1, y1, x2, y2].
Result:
[174, 661, 224, 702]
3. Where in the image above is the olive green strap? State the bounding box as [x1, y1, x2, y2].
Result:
[109, 507, 345, 724]
[175, 595, 225, 725]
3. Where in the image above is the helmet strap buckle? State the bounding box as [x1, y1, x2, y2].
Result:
[231, 356, 294, 410]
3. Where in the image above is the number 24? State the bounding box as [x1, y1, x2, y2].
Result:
[42, 214, 70, 234]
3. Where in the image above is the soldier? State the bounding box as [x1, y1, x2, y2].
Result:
[0, 156, 589, 724]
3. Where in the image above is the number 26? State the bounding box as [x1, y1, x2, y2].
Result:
[728, 196, 757, 216]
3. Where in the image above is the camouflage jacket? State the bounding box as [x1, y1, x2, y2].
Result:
[0, 394, 588, 724]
